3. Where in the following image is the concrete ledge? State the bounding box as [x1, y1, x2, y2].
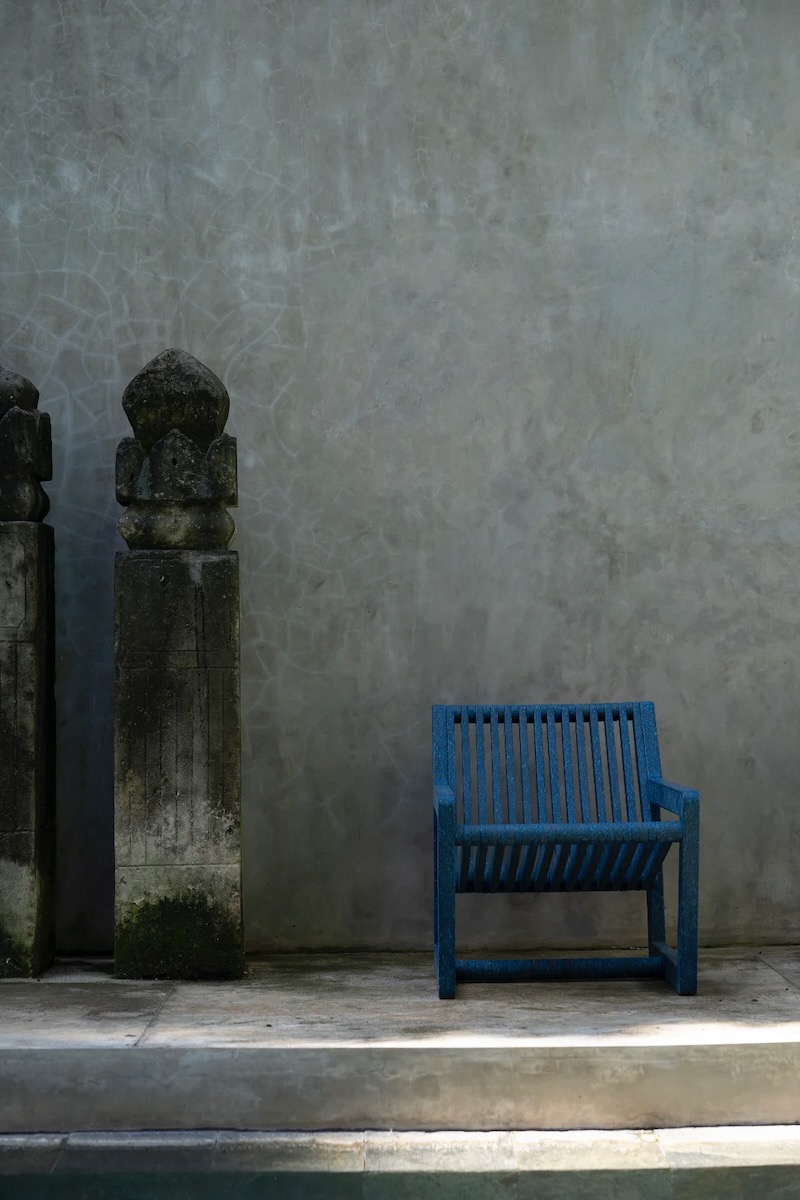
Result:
[2, 1128, 800, 1200]
[1, 950, 799, 1134]
[3, 1041, 800, 1133]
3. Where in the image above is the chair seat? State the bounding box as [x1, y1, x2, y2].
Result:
[456, 836, 674, 894]
[456, 820, 682, 845]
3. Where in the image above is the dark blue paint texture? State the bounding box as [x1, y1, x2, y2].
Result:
[432, 703, 699, 998]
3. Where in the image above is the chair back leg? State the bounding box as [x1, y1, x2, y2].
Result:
[646, 872, 666, 954]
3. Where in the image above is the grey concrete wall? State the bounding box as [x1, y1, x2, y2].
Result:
[2, 0, 799, 952]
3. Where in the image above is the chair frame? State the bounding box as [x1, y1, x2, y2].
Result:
[433, 703, 699, 998]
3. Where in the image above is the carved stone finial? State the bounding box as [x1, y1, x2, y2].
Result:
[0, 366, 52, 522]
[116, 349, 237, 549]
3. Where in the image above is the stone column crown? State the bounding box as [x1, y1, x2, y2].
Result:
[116, 349, 237, 550]
[0, 366, 52, 523]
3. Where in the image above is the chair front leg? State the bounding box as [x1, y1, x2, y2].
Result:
[676, 800, 699, 995]
[434, 801, 456, 999]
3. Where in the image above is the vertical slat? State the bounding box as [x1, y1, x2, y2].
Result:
[431, 704, 450, 785]
[504, 706, 517, 823]
[518, 844, 539, 891]
[580, 842, 606, 890]
[519, 710, 532, 823]
[625, 843, 646, 889]
[633, 844, 660, 889]
[638, 702, 664, 821]
[564, 841, 588, 889]
[641, 702, 664, 779]
[475, 708, 488, 824]
[548, 843, 572, 890]
[610, 841, 638, 889]
[473, 709, 488, 886]
[488, 843, 506, 891]
[513, 705, 532, 888]
[641, 842, 672, 889]
[458, 844, 472, 891]
[618, 710, 638, 821]
[546, 707, 560, 821]
[490, 709, 503, 822]
[486, 709, 504, 888]
[533, 713, 547, 822]
[632, 710, 655, 890]
[597, 843, 622, 890]
[503, 713, 521, 885]
[632, 703, 652, 818]
[506, 844, 522, 890]
[447, 707, 457, 792]
[594, 844, 611, 889]
[624, 709, 648, 875]
[625, 847, 648, 890]
[460, 705, 472, 824]
[604, 706, 623, 822]
[561, 707, 576, 822]
[455, 700, 470, 892]
[474, 848, 488, 890]
[589, 708, 607, 821]
[575, 709, 592, 822]
[533, 843, 556, 891]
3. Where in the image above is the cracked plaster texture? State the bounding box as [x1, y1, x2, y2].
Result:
[1, 1, 800, 952]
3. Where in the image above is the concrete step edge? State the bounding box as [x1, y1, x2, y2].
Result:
[3, 1127, 800, 1175]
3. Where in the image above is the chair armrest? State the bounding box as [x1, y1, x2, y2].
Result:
[433, 784, 456, 814]
[648, 778, 699, 816]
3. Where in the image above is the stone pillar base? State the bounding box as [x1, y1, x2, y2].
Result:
[0, 523, 55, 977]
[114, 549, 243, 980]
[114, 864, 243, 980]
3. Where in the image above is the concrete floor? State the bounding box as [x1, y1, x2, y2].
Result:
[0, 948, 799, 1136]
[2, 950, 800, 1195]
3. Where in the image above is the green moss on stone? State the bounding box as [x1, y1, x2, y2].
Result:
[115, 893, 244, 980]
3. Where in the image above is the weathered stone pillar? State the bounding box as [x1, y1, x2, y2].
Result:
[0, 365, 55, 977]
[114, 349, 243, 978]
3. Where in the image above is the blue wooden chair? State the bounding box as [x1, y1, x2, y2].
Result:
[433, 703, 699, 998]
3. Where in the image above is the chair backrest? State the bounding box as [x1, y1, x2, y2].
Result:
[432, 704, 664, 826]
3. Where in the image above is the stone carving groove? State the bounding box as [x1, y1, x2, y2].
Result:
[0, 365, 52, 522]
[113, 349, 243, 979]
